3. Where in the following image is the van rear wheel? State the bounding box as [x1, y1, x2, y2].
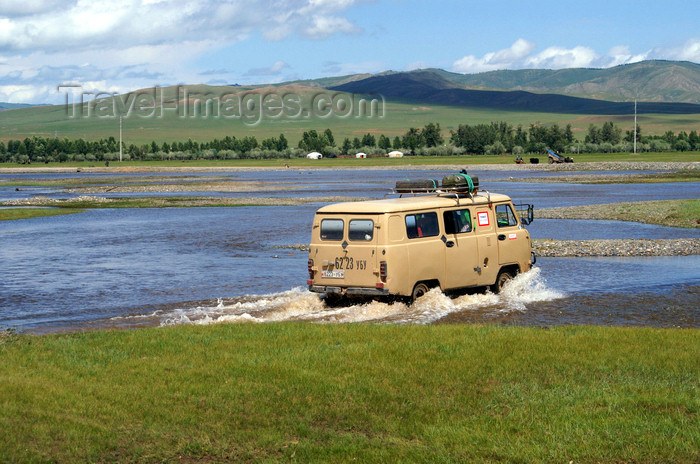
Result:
[411, 283, 430, 302]
[491, 270, 514, 294]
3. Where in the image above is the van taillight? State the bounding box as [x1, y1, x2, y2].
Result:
[380, 261, 387, 282]
[308, 259, 314, 279]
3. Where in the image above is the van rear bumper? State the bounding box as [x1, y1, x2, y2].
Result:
[309, 285, 390, 297]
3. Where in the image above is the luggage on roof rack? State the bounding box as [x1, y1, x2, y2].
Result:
[441, 173, 479, 193]
[395, 179, 440, 194]
[394, 173, 480, 195]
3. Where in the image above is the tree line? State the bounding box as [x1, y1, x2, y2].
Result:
[1, 121, 698, 163]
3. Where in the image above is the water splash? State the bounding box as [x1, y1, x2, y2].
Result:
[498, 266, 567, 311]
[120, 268, 565, 328]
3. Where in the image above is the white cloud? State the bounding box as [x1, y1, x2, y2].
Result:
[602, 45, 648, 67]
[525, 45, 598, 69]
[451, 39, 679, 74]
[0, 0, 364, 103]
[453, 39, 536, 73]
[666, 38, 700, 62]
[304, 15, 360, 39]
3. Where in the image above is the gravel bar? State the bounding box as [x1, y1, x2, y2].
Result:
[275, 239, 700, 257]
[532, 238, 700, 257]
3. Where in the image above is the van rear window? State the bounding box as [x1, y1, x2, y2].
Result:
[405, 212, 439, 239]
[349, 219, 374, 241]
[320, 219, 344, 240]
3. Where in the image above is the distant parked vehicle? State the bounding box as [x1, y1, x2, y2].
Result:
[546, 148, 574, 164]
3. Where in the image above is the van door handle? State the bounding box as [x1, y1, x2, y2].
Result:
[445, 241, 455, 248]
[498, 234, 506, 241]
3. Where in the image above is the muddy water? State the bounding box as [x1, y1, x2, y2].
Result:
[1, 169, 699, 332]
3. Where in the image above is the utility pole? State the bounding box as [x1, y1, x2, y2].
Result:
[633, 100, 637, 155]
[119, 115, 123, 162]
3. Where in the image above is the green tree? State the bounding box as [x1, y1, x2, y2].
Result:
[663, 130, 676, 144]
[341, 138, 352, 155]
[277, 134, 288, 151]
[421, 122, 443, 148]
[402, 128, 423, 154]
[585, 124, 602, 144]
[378, 134, 391, 150]
[514, 125, 528, 148]
[601, 121, 621, 144]
[392, 136, 402, 150]
[323, 128, 335, 147]
[361, 133, 376, 147]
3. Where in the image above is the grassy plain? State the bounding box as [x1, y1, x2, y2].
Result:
[1, 151, 699, 170]
[1, 323, 698, 463]
[2, 91, 700, 145]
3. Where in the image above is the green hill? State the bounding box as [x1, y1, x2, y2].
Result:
[405, 61, 700, 103]
[0, 102, 35, 111]
[1, 61, 700, 145]
[329, 69, 700, 115]
[275, 61, 700, 104]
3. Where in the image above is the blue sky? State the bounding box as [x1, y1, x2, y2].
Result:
[1, 0, 699, 103]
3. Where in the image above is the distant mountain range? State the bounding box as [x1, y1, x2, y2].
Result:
[2, 60, 700, 117]
[328, 68, 700, 115]
[0, 102, 35, 111]
[287, 60, 700, 106]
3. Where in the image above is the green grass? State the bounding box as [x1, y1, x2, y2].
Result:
[538, 199, 700, 228]
[1, 151, 700, 170]
[2, 91, 700, 145]
[0, 324, 697, 463]
[0, 207, 83, 221]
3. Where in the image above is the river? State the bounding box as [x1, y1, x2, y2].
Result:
[1, 168, 698, 332]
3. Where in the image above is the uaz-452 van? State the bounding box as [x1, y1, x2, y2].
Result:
[307, 173, 535, 301]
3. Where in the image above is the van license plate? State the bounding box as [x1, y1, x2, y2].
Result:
[322, 270, 345, 279]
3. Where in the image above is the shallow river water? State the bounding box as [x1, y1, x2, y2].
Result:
[1, 168, 698, 332]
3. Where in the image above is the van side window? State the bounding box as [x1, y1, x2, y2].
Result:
[405, 212, 439, 239]
[349, 219, 374, 241]
[444, 209, 472, 234]
[320, 219, 344, 240]
[495, 204, 518, 227]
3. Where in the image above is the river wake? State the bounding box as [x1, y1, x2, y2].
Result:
[131, 268, 565, 327]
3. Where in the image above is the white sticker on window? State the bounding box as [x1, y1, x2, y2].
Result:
[477, 211, 490, 226]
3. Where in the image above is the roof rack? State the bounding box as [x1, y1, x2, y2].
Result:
[393, 172, 479, 196]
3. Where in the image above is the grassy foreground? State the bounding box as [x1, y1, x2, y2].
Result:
[1, 324, 698, 463]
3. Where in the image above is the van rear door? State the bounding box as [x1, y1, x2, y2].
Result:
[311, 214, 379, 289]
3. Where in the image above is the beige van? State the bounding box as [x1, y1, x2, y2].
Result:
[307, 176, 535, 301]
